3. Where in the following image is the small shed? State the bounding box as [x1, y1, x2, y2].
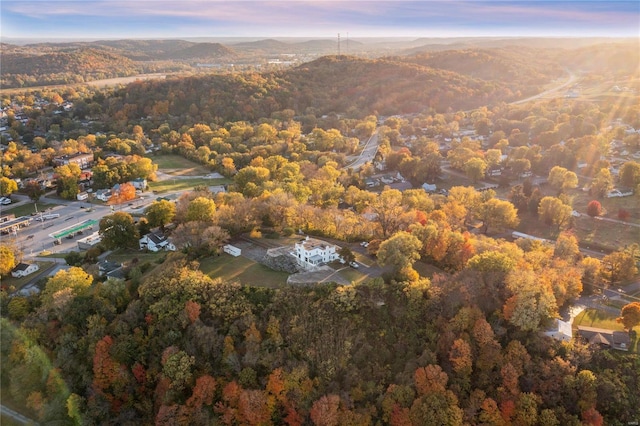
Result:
[223, 244, 241, 257]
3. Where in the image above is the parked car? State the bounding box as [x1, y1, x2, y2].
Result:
[349, 261, 359, 268]
[0, 197, 11, 205]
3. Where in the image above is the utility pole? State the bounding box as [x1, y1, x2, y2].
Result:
[337, 33, 341, 56]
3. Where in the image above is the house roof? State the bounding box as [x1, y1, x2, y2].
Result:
[297, 236, 339, 252]
[13, 262, 33, 271]
[144, 232, 166, 245]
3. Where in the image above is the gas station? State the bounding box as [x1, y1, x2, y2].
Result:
[49, 219, 98, 245]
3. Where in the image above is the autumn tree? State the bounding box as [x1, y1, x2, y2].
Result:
[586, 200, 602, 217]
[0, 244, 16, 276]
[99, 212, 139, 249]
[377, 231, 422, 281]
[0, 176, 18, 197]
[24, 180, 45, 203]
[617, 302, 640, 331]
[503, 269, 557, 331]
[464, 157, 487, 183]
[538, 196, 572, 229]
[145, 199, 176, 230]
[477, 198, 519, 234]
[618, 161, 640, 189]
[41, 266, 93, 306]
[548, 166, 578, 192]
[590, 168, 613, 197]
[601, 248, 638, 283]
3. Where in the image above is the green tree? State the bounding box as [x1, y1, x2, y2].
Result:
[99, 212, 139, 250]
[145, 200, 176, 229]
[377, 231, 423, 281]
[0, 177, 18, 197]
[503, 269, 557, 331]
[617, 302, 640, 331]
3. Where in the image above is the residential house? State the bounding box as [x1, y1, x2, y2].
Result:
[139, 231, 176, 252]
[544, 319, 572, 342]
[293, 236, 340, 270]
[11, 262, 39, 278]
[131, 178, 147, 190]
[52, 152, 94, 169]
[577, 326, 631, 351]
[97, 260, 123, 278]
[95, 189, 112, 202]
[77, 191, 89, 201]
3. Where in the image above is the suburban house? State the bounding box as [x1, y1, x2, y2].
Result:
[77, 191, 89, 201]
[544, 319, 572, 342]
[52, 152, 94, 169]
[95, 189, 112, 202]
[139, 231, 176, 252]
[577, 326, 631, 351]
[293, 236, 340, 270]
[97, 260, 124, 279]
[131, 178, 147, 190]
[11, 262, 39, 278]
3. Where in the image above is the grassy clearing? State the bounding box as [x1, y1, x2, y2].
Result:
[152, 154, 211, 176]
[414, 261, 446, 278]
[199, 254, 289, 288]
[149, 177, 230, 193]
[338, 266, 373, 285]
[1, 202, 58, 217]
[573, 308, 625, 331]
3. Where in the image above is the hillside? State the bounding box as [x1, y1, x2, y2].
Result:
[160, 42, 235, 60]
[398, 48, 563, 88]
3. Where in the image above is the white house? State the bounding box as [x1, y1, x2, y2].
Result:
[95, 189, 112, 202]
[294, 236, 340, 270]
[130, 178, 147, 190]
[544, 319, 573, 342]
[77, 191, 89, 201]
[11, 262, 39, 278]
[139, 231, 176, 252]
[223, 244, 241, 257]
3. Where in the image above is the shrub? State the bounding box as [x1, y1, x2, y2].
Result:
[618, 208, 630, 220]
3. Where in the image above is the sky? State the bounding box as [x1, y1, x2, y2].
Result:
[1, 1, 639, 40]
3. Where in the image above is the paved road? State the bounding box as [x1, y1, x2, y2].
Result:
[510, 70, 577, 105]
[1, 403, 38, 425]
[344, 131, 380, 171]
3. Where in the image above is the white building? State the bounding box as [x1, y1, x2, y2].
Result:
[11, 262, 39, 278]
[294, 236, 340, 270]
[139, 231, 176, 252]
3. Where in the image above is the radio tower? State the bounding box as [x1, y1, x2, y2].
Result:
[346, 32, 349, 54]
[338, 33, 341, 56]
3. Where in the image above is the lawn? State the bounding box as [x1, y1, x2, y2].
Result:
[337, 265, 374, 285]
[149, 177, 231, 193]
[152, 154, 211, 176]
[199, 254, 289, 288]
[107, 248, 168, 264]
[1, 202, 59, 218]
[573, 308, 625, 332]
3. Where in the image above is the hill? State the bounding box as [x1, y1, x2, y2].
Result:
[160, 42, 235, 60]
[398, 48, 563, 88]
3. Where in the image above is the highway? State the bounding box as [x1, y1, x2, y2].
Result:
[344, 131, 380, 171]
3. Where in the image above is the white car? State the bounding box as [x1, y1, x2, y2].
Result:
[0, 197, 11, 205]
[349, 261, 359, 268]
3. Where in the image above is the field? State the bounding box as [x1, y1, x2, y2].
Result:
[152, 154, 212, 176]
[199, 254, 289, 288]
[1, 202, 59, 218]
[148, 177, 230, 193]
[107, 248, 168, 264]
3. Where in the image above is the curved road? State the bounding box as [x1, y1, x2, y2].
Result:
[510, 70, 577, 105]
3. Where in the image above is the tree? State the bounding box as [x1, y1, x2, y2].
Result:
[145, 200, 176, 229]
[377, 231, 422, 281]
[503, 269, 557, 331]
[185, 197, 216, 222]
[464, 158, 487, 183]
[99, 212, 139, 250]
[477, 198, 519, 234]
[538, 196, 572, 229]
[0, 177, 18, 197]
[591, 168, 613, 197]
[41, 266, 93, 305]
[586, 200, 602, 217]
[618, 161, 640, 189]
[548, 166, 578, 192]
[338, 247, 355, 264]
[0, 245, 16, 276]
[617, 302, 640, 331]
[24, 180, 45, 203]
[601, 249, 638, 284]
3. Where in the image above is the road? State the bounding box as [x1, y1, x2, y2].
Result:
[1, 404, 38, 425]
[510, 70, 577, 105]
[344, 131, 380, 171]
